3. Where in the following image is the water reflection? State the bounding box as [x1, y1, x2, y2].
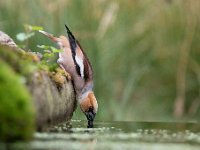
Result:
[1, 120, 200, 150]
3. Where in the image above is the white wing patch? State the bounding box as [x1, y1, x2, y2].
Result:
[75, 55, 84, 78]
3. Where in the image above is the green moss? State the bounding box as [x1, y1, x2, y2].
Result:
[0, 60, 35, 141]
[0, 45, 37, 76]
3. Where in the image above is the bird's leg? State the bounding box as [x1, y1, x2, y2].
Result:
[64, 71, 72, 81]
[54, 66, 72, 81]
[58, 65, 72, 81]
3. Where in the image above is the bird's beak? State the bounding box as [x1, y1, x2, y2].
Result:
[85, 107, 96, 128]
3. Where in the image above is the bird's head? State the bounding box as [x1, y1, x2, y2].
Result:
[79, 91, 98, 128]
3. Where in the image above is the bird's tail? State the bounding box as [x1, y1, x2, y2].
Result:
[39, 30, 58, 42]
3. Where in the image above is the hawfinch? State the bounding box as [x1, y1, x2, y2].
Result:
[39, 25, 98, 128]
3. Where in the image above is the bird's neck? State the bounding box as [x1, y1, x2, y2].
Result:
[77, 82, 94, 102]
[81, 82, 93, 94]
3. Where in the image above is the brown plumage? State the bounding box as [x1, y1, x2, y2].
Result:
[39, 25, 98, 128]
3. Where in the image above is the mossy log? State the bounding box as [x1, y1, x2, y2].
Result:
[29, 70, 76, 130]
[0, 31, 76, 141]
[0, 60, 34, 141]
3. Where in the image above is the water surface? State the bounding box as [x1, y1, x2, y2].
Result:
[1, 120, 200, 150]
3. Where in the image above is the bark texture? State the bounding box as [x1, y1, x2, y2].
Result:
[0, 31, 76, 130]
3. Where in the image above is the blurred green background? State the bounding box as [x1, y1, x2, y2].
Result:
[0, 0, 200, 122]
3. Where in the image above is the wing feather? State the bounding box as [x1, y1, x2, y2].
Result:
[65, 24, 93, 81]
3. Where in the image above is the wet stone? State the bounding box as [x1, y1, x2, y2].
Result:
[1, 121, 200, 150]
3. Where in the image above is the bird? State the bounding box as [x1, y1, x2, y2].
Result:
[39, 25, 98, 128]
